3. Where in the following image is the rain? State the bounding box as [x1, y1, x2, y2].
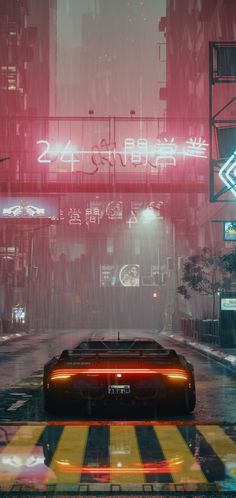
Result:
[0, 0, 236, 496]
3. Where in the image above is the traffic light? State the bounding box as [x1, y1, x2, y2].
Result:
[152, 290, 160, 299]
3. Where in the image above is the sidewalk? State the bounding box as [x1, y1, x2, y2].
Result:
[167, 332, 236, 371]
[0, 330, 30, 345]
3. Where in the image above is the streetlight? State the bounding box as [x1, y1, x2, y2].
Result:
[140, 207, 158, 224]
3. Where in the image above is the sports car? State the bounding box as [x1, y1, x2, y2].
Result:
[43, 337, 196, 414]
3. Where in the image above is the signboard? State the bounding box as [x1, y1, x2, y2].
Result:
[219, 150, 236, 199]
[0, 116, 210, 193]
[100, 264, 160, 287]
[219, 290, 236, 346]
[12, 306, 26, 323]
[36, 136, 208, 174]
[221, 298, 236, 311]
[224, 221, 236, 241]
[0, 196, 59, 220]
[100, 264, 140, 287]
[59, 198, 163, 229]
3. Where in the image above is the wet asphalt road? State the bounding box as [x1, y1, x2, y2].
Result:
[0, 329, 235, 423]
[0, 330, 236, 496]
[0, 421, 236, 495]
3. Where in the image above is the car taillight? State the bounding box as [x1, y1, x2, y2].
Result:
[167, 373, 188, 381]
[50, 373, 75, 380]
[50, 368, 188, 380]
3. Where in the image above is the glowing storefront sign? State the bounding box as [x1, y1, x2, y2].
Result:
[219, 150, 236, 198]
[0, 196, 59, 219]
[59, 200, 162, 228]
[221, 298, 236, 311]
[36, 137, 208, 173]
[100, 264, 160, 287]
[12, 306, 26, 324]
[224, 221, 236, 241]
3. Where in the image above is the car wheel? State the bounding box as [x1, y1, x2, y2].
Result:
[180, 387, 196, 414]
[168, 385, 196, 414]
[44, 391, 59, 413]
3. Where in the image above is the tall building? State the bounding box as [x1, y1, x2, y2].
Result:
[164, 0, 236, 320]
[27, 0, 57, 116]
[0, 0, 57, 330]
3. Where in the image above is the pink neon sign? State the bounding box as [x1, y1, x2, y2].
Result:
[36, 137, 208, 173]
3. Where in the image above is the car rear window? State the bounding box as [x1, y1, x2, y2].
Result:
[76, 340, 164, 350]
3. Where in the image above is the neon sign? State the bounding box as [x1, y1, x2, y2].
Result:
[0, 196, 59, 219]
[36, 137, 208, 173]
[219, 150, 236, 198]
[224, 221, 236, 241]
[59, 200, 163, 228]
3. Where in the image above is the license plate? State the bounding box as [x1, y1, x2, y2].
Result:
[108, 385, 130, 395]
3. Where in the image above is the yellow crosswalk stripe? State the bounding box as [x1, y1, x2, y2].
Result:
[1, 423, 235, 488]
[109, 426, 144, 484]
[0, 425, 44, 484]
[155, 426, 207, 484]
[46, 426, 89, 485]
[197, 425, 236, 480]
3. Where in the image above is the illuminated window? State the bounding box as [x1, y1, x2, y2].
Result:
[107, 236, 114, 254]
[8, 22, 17, 37]
[0, 66, 17, 91]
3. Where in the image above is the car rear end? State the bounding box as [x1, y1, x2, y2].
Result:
[44, 348, 195, 414]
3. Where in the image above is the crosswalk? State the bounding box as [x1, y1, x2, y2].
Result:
[0, 423, 235, 490]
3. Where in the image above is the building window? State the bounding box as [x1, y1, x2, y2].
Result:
[107, 236, 114, 254]
[0, 65, 17, 91]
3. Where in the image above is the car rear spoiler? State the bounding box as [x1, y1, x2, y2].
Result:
[59, 349, 178, 360]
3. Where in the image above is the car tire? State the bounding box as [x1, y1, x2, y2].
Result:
[168, 384, 196, 414]
[44, 391, 59, 413]
[179, 387, 196, 414]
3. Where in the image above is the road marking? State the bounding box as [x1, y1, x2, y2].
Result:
[198, 425, 236, 480]
[109, 426, 144, 484]
[155, 426, 207, 483]
[0, 425, 44, 484]
[7, 400, 28, 411]
[9, 392, 32, 397]
[0, 424, 235, 488]
[46, 426, 89, 485]
[16, 379, 42, 388]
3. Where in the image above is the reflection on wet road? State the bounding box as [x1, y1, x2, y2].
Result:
[0, 330, 236, 495]
[0, 423, 235, 494]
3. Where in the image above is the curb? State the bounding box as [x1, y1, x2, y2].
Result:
[168, 334, 236, 371]
[0, 331, 29, 345]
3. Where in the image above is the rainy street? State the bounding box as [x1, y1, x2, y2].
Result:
[0, 329, 235, 424]
[1, 0, 236, 496]
[0, 330, 236, 494]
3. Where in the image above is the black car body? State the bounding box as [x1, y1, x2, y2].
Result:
[43, 337, 196, 414]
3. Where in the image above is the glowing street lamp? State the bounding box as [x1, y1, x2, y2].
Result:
[140, 207, 158, 224]
[140, 203, 163, 224]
